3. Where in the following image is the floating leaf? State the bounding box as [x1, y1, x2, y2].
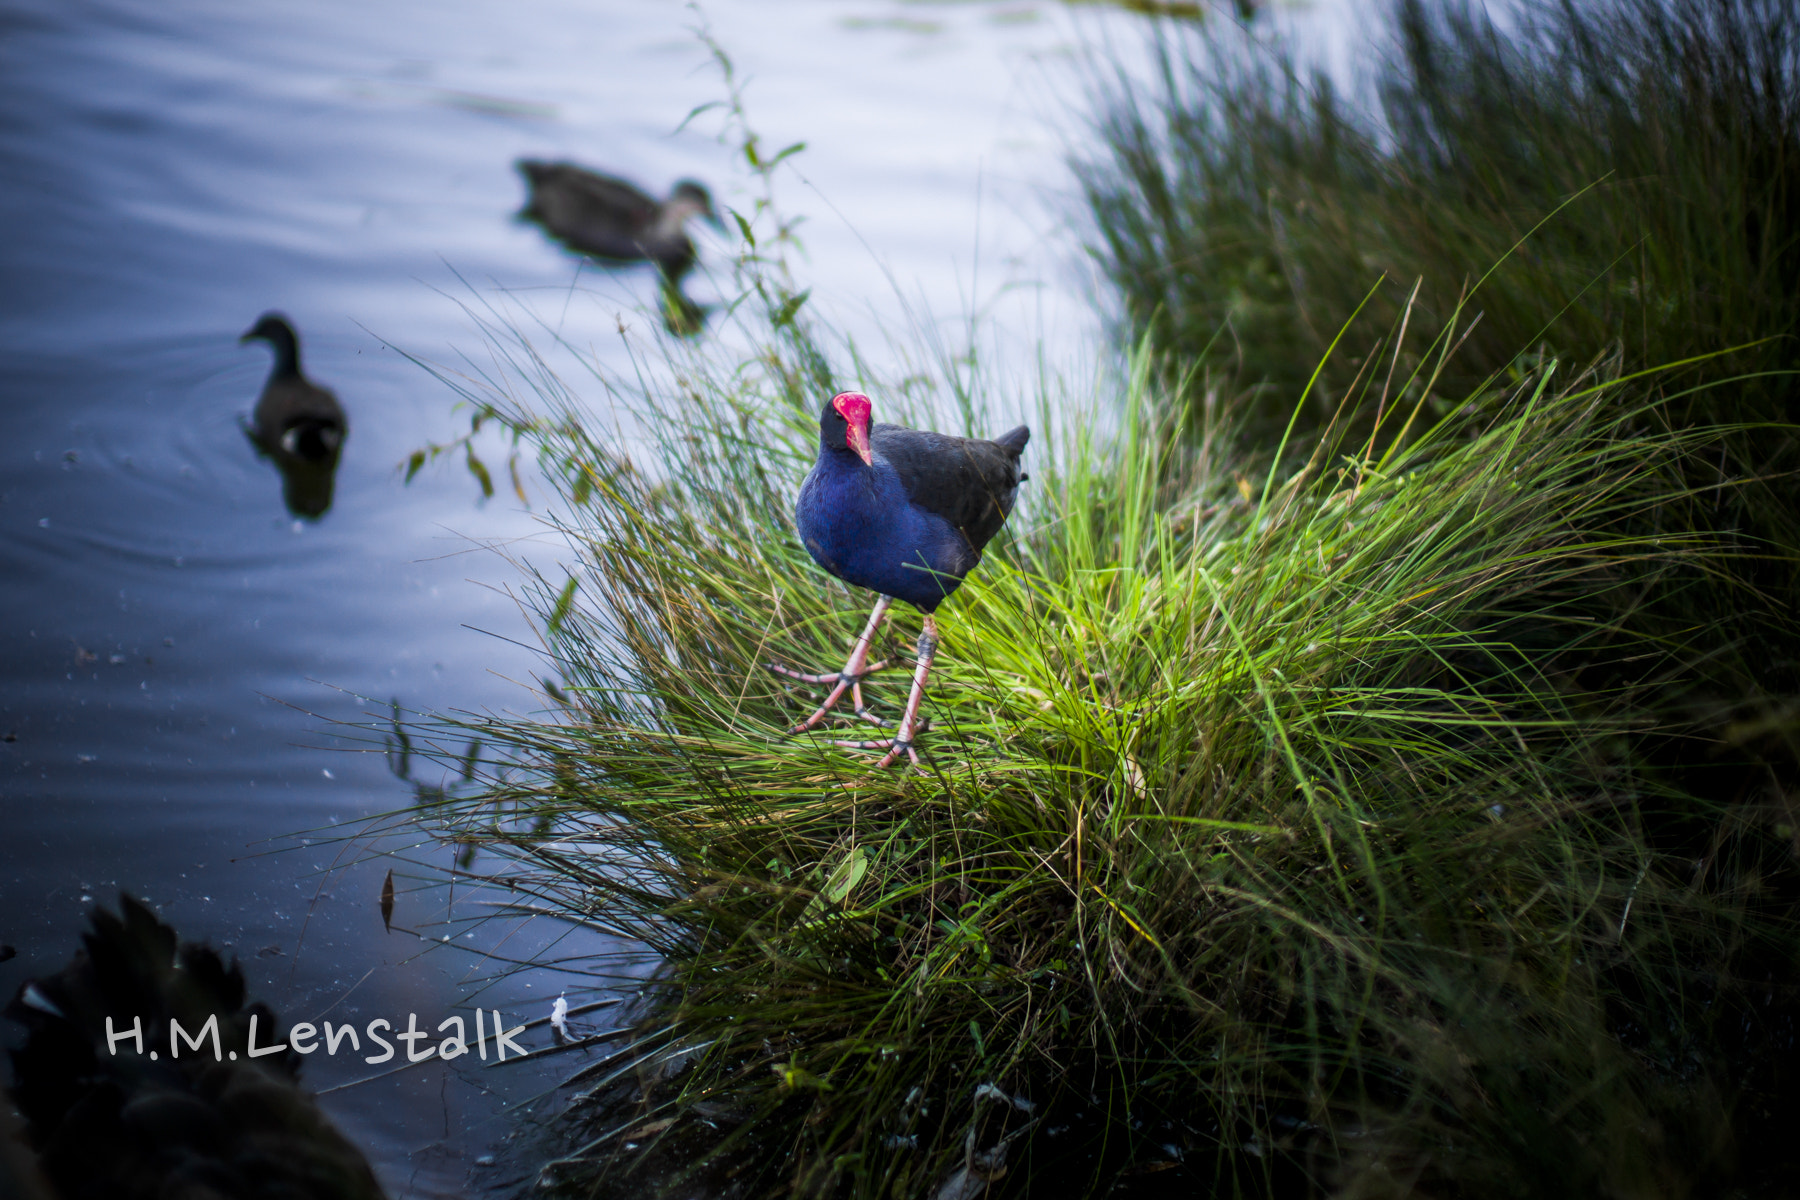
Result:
[380, 869, 395, 933]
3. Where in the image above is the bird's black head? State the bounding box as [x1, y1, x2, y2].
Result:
[241, 312, 301, 377]
[240, 311, 295, 346]
[672, 179, 725, 231]
[820, 392, 874, 466]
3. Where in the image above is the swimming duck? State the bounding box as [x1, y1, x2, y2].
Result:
[515, 160, 722, 281]
[4, 895, 388, 1200]
[240, 313, 347, 519]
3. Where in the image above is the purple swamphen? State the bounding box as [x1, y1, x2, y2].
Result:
[771, 392, 1029, 768]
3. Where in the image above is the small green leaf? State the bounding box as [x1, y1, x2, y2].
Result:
[675, 98, 725, 133]
[771, 288, 811, 329]
[547, 576, 579, 635]
[767, 140, 806, 168]
[404, 449, 427, 483]
[508, 453, 527, 505]
[743, 135, 762, 169]
[732, 210, 756, 249]
[823, 845, 869, 905]
[466, 449, 494, 499]
[571, 469, 592, 505]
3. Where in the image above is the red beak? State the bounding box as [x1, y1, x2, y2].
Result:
[846, 418, 873, 467]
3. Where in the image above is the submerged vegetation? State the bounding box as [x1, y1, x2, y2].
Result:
[391, 2, 1800, 1196]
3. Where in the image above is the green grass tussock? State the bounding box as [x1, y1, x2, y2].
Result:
[402, 307, 1800, 1196]
[1077, 0, 1800, 499]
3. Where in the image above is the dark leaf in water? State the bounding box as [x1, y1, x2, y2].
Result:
[380, 869, 394, 934]
[387, 700, 411, 780]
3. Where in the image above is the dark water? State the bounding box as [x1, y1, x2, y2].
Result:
[0, 0, 1136, 1190]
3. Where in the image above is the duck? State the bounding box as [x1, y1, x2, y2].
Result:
[240, 313, 347, 519]
[767, 392, 1030, 770]
[515, 160, 722, 282]
[4, 895, 388, 1200]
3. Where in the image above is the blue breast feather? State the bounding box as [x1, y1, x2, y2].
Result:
[795, 455, 977, 612]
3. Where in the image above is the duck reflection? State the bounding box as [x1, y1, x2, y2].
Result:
[514, 160, 722, 336]
[239, 313, 347, 519]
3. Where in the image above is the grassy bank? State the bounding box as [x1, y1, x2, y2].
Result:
[397, 297, 1800, 1195]
[374, 5, 1800, 1193]
[1077, 0, 1800, 677]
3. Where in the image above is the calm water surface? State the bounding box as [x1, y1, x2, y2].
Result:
[0, 0, 1148, 1190]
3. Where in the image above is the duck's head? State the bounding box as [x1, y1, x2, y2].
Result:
[240, 311, 296, 346]
[821, 392, 874, 467]
[671, 180, 725, 231]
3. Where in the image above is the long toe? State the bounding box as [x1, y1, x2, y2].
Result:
[766, 660, 889, 686]
[830, 718, 931, 771]
[767, 659, 891, 733]
[767, 663, 858, 732]
[830, 733, 923, 773]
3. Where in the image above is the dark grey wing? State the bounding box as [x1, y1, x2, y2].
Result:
[558, 168, 659, 222]
[873, 423, 1030, 556]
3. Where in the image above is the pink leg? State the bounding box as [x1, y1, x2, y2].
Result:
[768, 596, 892, 732]
[837, 614, 938, 769]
